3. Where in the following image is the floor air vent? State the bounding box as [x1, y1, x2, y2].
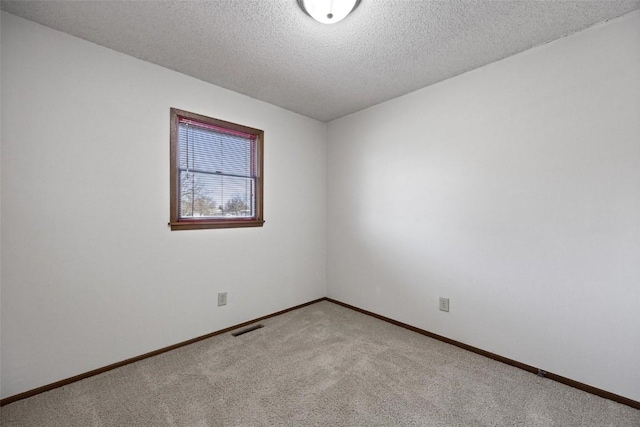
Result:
[231, 324, 264, 337]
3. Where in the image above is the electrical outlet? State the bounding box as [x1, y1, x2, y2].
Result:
[439, 297, 449, 312]
[218, 292, 227, 307]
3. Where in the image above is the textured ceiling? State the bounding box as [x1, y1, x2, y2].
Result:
[1, 1, 638, 122]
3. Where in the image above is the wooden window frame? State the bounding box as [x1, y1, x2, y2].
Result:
[169, 108, 264, 231]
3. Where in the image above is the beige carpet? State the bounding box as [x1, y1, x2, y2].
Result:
[1, 301, 638, 426]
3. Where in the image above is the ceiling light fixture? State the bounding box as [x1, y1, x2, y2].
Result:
[298, 0, 361, 24]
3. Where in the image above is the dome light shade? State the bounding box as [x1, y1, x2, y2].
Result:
[298, 0, 361, 24]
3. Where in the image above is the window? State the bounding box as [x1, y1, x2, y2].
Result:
[169, 108, 264, 230]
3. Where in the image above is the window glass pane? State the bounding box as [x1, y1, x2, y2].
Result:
[179, 171, 255, 218]
[178, 124, 253, 177]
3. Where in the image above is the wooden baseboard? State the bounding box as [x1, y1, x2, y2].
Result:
[0, 298, 326, 406]
[4, 296, 638, 410]
[325, 298, 640, 410]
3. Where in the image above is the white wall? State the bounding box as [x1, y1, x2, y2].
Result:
[327, 11, 640, 401]
[0, 12, 326, 399]
[0, 13, 3, 398]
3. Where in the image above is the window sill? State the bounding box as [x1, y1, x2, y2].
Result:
[169, 219, 265, 231]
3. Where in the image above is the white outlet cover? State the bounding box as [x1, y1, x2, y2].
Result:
[218, 292, 227, 306]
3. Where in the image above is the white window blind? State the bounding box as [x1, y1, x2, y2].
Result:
[178, 118, 257, 219]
